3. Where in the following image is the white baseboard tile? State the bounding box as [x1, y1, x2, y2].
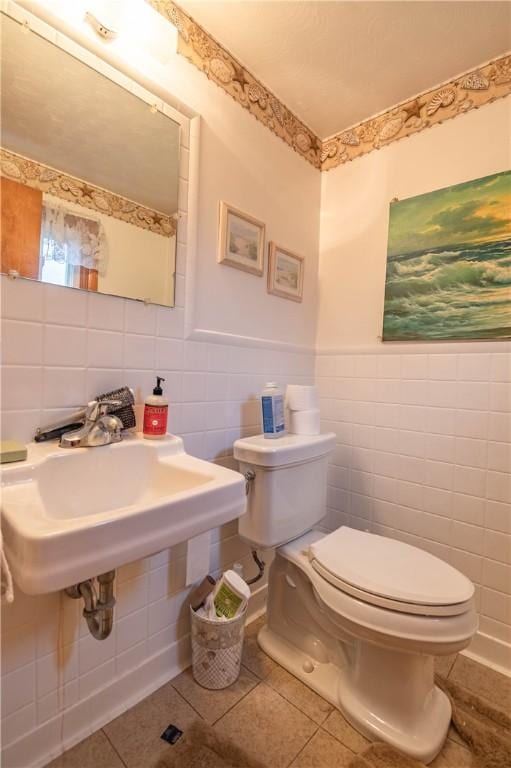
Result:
[3, 635, 191, 768]
[2, 587, 268, 768]
[246, 581, 269, 622]
[463, 630, 511, 678]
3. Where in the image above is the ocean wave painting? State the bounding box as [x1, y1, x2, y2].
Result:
[382, 171, 511, 341]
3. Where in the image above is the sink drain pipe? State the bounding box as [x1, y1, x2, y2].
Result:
[65, 570, 116, 640]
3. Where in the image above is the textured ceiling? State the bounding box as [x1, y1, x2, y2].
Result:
[1, 14, 180, 213]
[180, 1, 511, 138]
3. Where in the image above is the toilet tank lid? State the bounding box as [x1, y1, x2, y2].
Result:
[233, 433, 335, 467]
[310, 527, 475, 607]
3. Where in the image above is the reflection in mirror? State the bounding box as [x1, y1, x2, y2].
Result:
[0, 14, 180, 307]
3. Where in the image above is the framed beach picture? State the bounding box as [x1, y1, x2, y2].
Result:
[267, 242, 304, 302]
[382, 170, 511, 341]
[218, 202, 265, 276]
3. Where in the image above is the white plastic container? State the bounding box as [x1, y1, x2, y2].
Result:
[213, 569, 250, 618]
[261, 382, 285, 439]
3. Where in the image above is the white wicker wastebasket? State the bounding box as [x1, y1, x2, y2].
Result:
[190, 605, 247, 689]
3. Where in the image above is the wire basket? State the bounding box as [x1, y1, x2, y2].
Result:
[190, 604, 247, 689]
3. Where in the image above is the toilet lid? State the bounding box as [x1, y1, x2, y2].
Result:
[309, 527, 474, 612]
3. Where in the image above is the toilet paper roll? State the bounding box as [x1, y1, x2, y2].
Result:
[185, 531, 211, 586]
[288, 408, 321, 435]
[285, 385, 319, 411]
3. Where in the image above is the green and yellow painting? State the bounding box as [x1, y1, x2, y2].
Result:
[382, 171, 511, 341]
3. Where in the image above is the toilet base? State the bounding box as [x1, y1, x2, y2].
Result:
[259, 624, 451, 764]
[260, 539, 460, 764]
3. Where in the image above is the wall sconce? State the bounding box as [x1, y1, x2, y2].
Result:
[84, 10, 118, 41]
[17, 0, 178, 65]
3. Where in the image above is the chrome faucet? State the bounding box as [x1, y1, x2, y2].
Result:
[60, 400, 123, 448]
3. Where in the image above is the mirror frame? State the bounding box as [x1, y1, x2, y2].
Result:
[1, 3, 200, 313]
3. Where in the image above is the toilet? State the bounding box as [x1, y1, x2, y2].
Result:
[234, 433, 477, 764]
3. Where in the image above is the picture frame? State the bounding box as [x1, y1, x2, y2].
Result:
[267, 242, 304, 302]
[382, 170, 511, 341]
[217, 201, 265, 276]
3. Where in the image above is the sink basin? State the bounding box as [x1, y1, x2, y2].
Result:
[1, 434, 246, 594]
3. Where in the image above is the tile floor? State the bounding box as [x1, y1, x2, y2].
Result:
[46, 615, 510, 768]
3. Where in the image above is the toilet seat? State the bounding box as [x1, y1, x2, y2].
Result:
[280, 529, 477, 651]
[309, 527, 474, 617]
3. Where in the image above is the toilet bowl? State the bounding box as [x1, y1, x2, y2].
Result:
[234, 433, 478, 763]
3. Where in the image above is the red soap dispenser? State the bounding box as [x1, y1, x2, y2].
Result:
[143, 376, 168, 439]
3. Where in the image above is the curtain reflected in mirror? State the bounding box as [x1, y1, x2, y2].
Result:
[40, 202, 107, 291]
[0, 13, 180, 307]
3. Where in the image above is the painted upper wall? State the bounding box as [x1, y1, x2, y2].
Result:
[124, 9, 320, 350]
[317, 97, 511, 349]
[193, 90, 320, 348]
[138, 27, 321, 348]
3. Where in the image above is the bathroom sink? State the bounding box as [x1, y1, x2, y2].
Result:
[1, 434, 246, 594]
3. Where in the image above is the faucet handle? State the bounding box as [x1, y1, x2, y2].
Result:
[97, 399, 122, 416]
[85, 399, 122, 421]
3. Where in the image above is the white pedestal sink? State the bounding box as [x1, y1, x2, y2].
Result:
[1, 433, 246, 594]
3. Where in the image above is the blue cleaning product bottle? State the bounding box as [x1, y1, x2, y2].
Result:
[261, 382, 286, 439]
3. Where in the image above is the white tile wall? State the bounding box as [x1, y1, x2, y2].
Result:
[317, 348, 511, 650]
[0, 280, 314, 758]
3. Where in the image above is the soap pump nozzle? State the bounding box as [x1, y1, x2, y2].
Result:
[153, 376, 165, 395]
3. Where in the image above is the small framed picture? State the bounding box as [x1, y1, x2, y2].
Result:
[218, 201, 265, 276]
[267, 242, 304, 302]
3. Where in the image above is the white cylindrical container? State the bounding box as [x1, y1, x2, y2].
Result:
[288, 408, 321, 435]
[261, 382, 286, 439]
[286, 385, 319, 411]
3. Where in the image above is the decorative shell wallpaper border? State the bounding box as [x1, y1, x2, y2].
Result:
[0, 148, 177, 237]
[148, 1, 510, 173]
[321, 54, 511, 171]
[148, 0, 322, 169]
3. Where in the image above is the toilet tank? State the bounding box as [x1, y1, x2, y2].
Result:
[233, 433, 335, 549]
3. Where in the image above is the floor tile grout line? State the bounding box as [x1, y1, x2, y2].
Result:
[262, 671, 333, 727]
[285, 722, 321, 768]
[208, 667, 262, 727]
[172, 662, 265, 729]
[169, 680, 209, 724]
[172, 667, 323, 765]
[211, 680, 261, 728]
[257, 679, 325, 732]
[168, 664, 260, 727]
[446, 654, 458, 678]
[318, 724, 357, 755]
[100, 726, 129, 768]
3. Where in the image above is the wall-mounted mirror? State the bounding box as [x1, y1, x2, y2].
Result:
[0, 14, 180, 307]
